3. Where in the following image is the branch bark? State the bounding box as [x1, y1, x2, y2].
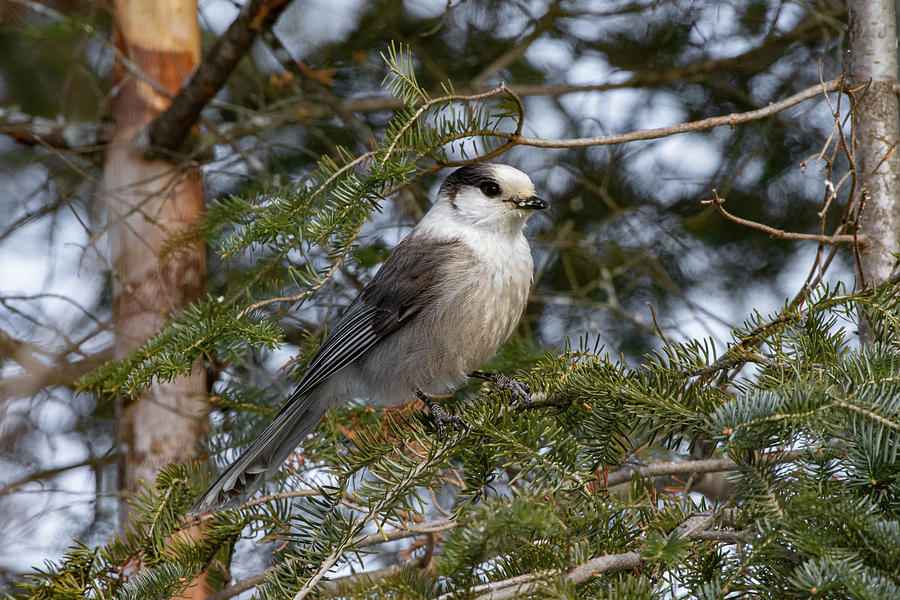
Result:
[145, 0, 293, 156]
[0, 106, 113, 149]
[464, 511, 740, 600]
[0, 454, 117, 497]
[105, 1, 210, 597]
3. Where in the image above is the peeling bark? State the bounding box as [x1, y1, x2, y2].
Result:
[104, 0, 210, 597]
[145, 0, 293, 155]
[849, 1, 900, 285]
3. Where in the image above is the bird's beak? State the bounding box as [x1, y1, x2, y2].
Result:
[506, 196, 548, 211]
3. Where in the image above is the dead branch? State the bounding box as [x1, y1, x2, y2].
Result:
[0, 454, 117, 497]
[0, 107, 112, 150]
[703, 189, 861, 244]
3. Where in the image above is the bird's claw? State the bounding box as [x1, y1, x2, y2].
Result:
[494, 374, 532, 407]
[425, 401, 467, 439]
[416, 390, 467, 439]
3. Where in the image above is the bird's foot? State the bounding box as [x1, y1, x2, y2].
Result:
[416, 390, 467, 438]
[471, 371, 532, 407]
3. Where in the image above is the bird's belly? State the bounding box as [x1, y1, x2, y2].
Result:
[357, 262, 530, 403]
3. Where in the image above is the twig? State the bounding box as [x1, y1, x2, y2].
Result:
[703, 189, 861, 244]
[692, 530, 746, 543]
[0, 106, 112, 150]
[646, 301, 671, 346]
[351, 516, 456, 548]
[470, 10, 551, 87]
[9, 0, 176, 103]
[379, 85, 517, 168]
[836, 400, 900, 431]
[322, 556, 427, 593]
[205, 571, 267, 600]
[0, 454, 117, 497]
[691, 271, 900, 380]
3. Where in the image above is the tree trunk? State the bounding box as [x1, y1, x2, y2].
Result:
[104, 0, 210, 596]
[849, 0, 900, 342]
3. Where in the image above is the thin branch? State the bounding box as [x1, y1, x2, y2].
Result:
[837, 400, 900, 431]
[0, 348, 114, 398]
[502, 77, 844, 148]
[0, 454, 117, 497]
[703, 189, 862, 244]
[9, 0, 176, 104]
[691, 271, 900, 380]
[201, 76, 843, 158]
[145, 0, 294, 156]
[692, 530, 746, 543]
[351, 516, 456, 548]
[470, 10, 550, 88]
[205, 572, 267, 600]
[322, 556, 428, 594]
[0, 106, 112, 150]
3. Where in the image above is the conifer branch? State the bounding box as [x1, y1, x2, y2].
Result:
[290, 434, 462, 599]
[462, 511, 744, 600]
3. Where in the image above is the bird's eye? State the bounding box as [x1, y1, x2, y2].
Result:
[480, 181, 501, 197]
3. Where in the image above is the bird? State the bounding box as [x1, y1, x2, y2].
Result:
[188, 163, 547, 514]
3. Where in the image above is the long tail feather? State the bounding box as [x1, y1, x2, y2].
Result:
[188, 392, 328, 514]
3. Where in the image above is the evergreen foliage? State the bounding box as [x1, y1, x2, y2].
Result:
[14, 47, 900, 599]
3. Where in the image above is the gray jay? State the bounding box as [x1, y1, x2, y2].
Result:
[189, 163, 546, 514]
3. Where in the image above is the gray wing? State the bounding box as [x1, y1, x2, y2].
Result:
[283, 232, 461, 404]
[189, 234, 465, 513]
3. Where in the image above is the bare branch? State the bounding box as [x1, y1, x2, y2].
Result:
[204, 572, 266, 600]
[503, 77, 845, 148]
[703, 189, 861, 244]
[604, 448, 816, 488]
[0, 107, 112, 150]
[461, 552, 641, 600]
[0, 348, 114, 398]
[146, 0, 294, 156]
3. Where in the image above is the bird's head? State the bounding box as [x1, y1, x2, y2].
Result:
[434, 163, 547, 233]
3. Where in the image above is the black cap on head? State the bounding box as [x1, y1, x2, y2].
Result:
[439, 164, 498, 198]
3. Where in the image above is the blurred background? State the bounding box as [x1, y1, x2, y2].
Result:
[0, 0, 854, 590]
